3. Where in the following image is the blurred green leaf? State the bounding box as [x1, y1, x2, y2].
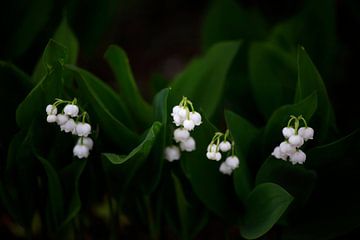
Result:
[256, 157, 316, 207]
[263, 92, 317, 156]
[225, 110, 260, 200]
[170, 41, 240, 118]
[240, 183, 293, 239]
[66, 65, 138, 149]
[104, 45, 152, 126]
[202, 0, 267, 49]
[295, 46, 335, 142]
[249, 42, 297, 119]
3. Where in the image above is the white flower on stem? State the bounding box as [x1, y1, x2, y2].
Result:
[279, 141, 296, 155]
[298, 127, 314, 141]
[219, 162, 232, 175]
[73, 144, 89, 159]
[46, 115, 57, 123]
[225, 156, 239, 169]
[183, 119, 195, 131]
[172, 114, 183, 126]
[77, 137, 94, 150]
[219, 141, 231, 152]
[46, 104, 57, 115]
[76, 123, 91, 137]
[173, 128, 190, 143]
[56, 114, 69, 125]
[288, 135, 304, 148]
[206, 151, 216, 160]
[207, 144, 217, 152]
[282, 127, 295, 139]
[190, 111, 202, 126]
[61, 119, 76, 133]
[164, 145, 181, 162]
[271, 146, 287, 160]
[289, 150, 306, 165]
[179, 137, 196, 152]
[177, 107, 187, 120]
[64, 104, 79, 117]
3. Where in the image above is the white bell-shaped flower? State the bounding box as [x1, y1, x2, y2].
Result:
[46, 104, 57, 115]
[64, 104, 79, 117]
[76, 123, 91, 137]
[214, 152, 222, 161]
[207, 144, 217, 153]
[206, 151, 216, 160]
[288, 135, 304, 148]
[289, 150, 306, 165]
[173, 128, 190, 142]
[271, 146, 287, 160]
[298, 127, 314, 141]
[179, 137, 196, 152]
[61, 119, 76, 133]
[225, 156, 239, 169]
[190, 111, 202, 126]
[282, 127, 295, 139]
[164, 145, 181, 162]
[183, 119, 195, 131]
[279, 141, 296, 155]
[219, 141, 231, 152]
[219, 162, 232, 175]
[47, 115, 57, 123]
[77, 137, 94, 150]
[56, 114, 69, 125]
[73, 144, 89, 158]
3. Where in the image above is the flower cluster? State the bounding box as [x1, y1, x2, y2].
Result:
[272, 115, 314, 164]
[206, 130, 239, 175]
[164, 97, 202, 162]
[46, 98, 93, 159]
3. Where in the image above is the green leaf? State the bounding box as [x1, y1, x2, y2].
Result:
[225, 110, 260, 200]
[104, 45, 152, 125]
[262, 92, 317, 156]
[295, 46, 335, 142]
[181, 117, 239, 221]
[256, 157, 316, 206]
[170, 41, 240, 118]
[66, 65, 138, 149]
[202, 0, 267, 49]
[102, 122, 162, 198]
[33, 18, 79, 82]
[240, 183, 294, 239]
[249, 42, 297, 119]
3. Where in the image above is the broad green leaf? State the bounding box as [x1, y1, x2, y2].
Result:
[295, 46, 335, 142]
[104, 45, 152, 125]
[36, 154, 64, 229]
[102, 122, 162, 198]
[172, 173, 190, 239]
[225, 110, 260, 200]
[170, 41, 240, 118]
[16, 40, 65, 129]
[240, 183, 294, 239]
[256, 157, 316, 206]
[202, 0, 267, 49]
[181, 117, 239, 221]
[262, 92, 317, 157]
[33, 18, 79, 82]
[307, 129, 360, 169]
[66, 65, 138, 149]
[249, 42, 297, 119]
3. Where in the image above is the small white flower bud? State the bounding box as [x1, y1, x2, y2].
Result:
[61, 119, 76, 133]
[56, 114, 69, 125]
[214, 152, 222, 161]
[225, 156, 239, 169]
[206, 151, 216, 160]
[219, 141, 231, 152]
[289, 150, 306, 165]
[279, 141, 296, 155]
[173, 128, 190, 142]
[177, 107, 187, 119]
[172, 105, 181, 115]
[207, 144, 217, 152]
[172, 114, 183, 126]
[46, 115, 57, 123]
[282, 127, 295, 139]
[288, 135, 304, 148]
[271, 146, 287, 160]
[190, 111, 202, 126]
[46, 104, 57, 115]
[219, 162, 232, 175]
[298, 127, 314, 141]
[64, 104, 79, 117]
[179, 137, 196, 152]
[164, 145, 181, 162]
[183, 119, 195, 131]
[77, 137, 94, 150]
[73, 144, 89, 158]
[76, 123, 92, 137]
